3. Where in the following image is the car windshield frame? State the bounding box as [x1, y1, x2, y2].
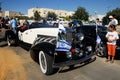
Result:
[29, 22, 57, 29]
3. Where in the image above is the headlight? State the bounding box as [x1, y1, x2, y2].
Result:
[75, 33, 84, 41]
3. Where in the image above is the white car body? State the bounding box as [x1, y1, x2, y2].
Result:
[18, 28, 59, 44]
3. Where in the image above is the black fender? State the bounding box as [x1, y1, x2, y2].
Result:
[30, 42, 56, 62]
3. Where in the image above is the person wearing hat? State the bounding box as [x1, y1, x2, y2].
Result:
[108, 15, 118, 27]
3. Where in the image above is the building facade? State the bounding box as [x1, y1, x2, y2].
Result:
[89, 14, 105, 21]
[1, 11, 22, 17]
[28, 8, 75, 18]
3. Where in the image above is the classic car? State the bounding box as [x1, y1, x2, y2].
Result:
[5, 23, 96, 75]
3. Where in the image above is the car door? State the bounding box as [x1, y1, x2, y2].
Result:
[97, 26, 108, 43]
[21, 29, 37, 44]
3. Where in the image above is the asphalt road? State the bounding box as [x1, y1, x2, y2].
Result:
[1, 42, 120, 80]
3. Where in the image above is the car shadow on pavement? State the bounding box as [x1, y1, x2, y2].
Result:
[58, 57, 96, 73]
[19, 44, 30, 51]
[0, 40, 8, 47]
[0, 39, 4, 41]
[115, 56, 120, 60]
[0, 44, 8, 47]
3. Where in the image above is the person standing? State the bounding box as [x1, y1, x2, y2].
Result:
[16, 18, 20, 26]
[73, 20, 78, 27]
[23, 19, 29, 29]
[108, 15, 118, 27]
[106, 24, 119, 63]
[95, 18, 102, 25]
[10, 16, 17, 34]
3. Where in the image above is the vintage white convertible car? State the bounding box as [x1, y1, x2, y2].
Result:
[6, 23, 96, 75]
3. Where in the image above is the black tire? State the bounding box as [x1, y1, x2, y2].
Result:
[39, 50, 53, 75]
[6, 30, 16, 46]
[6, 35, 14, 46]
[95, 44, 107, 57]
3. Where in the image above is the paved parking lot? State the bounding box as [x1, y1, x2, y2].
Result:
[1, 42, 120, 80]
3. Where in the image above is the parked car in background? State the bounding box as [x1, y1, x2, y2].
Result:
[78, 25, 108, 57]
[46, 18, 56, 25]
[81, 25, 120, 58]
[68, 20, 83, 28]
[46, 18, 69, 27]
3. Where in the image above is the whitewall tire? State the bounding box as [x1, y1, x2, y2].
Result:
[39, 50, 53, 75]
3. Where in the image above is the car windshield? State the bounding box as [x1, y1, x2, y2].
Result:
[97, 26, 108, 33]
[29, 22, 56, 29]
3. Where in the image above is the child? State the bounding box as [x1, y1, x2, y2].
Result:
[106, 24, 119, 63]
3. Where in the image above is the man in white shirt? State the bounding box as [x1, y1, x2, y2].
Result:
[108, 15, 118, 27]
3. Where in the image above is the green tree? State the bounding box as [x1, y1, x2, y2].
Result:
[60, 16, 71, 21]
[102, 16, 109, 26]
[15, 16, 29, 20]
[102, 8, 120, 25]
[47, 12, 57, 20]
[34, 11, 41, 19]
[73, 6, 89, 21]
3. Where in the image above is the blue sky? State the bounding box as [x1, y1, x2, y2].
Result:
[0, 0, 120, 16]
